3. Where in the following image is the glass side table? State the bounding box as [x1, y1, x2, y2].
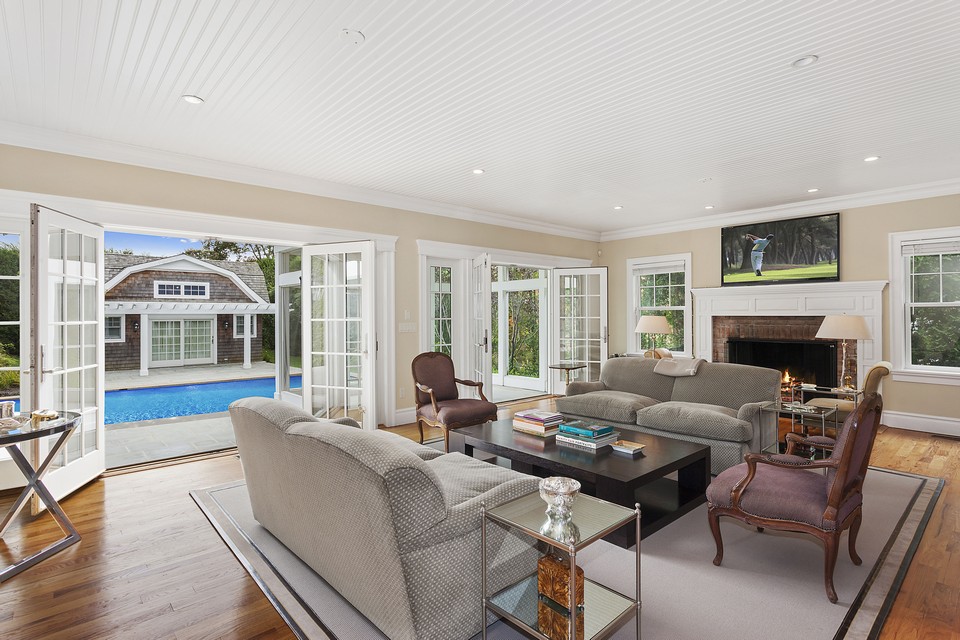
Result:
[481, 492, 640, 640]
[761, 401, 837, 459]
[0, 411, 82, 582]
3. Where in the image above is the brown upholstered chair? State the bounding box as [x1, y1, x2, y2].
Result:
[411, 352, 498, 453]
[706, 392, 883, 603]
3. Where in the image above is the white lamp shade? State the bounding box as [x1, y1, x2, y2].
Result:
[635, 315, 673, 335]
[815, 314, 872, 340]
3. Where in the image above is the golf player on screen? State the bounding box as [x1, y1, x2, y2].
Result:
[746, 232, 775, 276]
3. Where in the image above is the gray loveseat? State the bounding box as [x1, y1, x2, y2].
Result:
[230, 397, 539, 640]
[555, 357, 780, 474]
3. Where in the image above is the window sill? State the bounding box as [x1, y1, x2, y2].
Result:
[892, 368, 960, 387]
[105, 338, 125, 344]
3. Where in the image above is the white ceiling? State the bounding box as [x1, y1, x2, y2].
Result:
[2, 0, 960, 239]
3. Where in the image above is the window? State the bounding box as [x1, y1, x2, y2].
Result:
[105, 315, 124, 342]
[891, 228, 960, 384]
[154, 280, 209, 299]
[430, 265, 453, 355]
[234, 314, 257, 338]
[627, 253, 692, 355]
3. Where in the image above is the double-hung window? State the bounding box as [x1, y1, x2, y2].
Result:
[234, 314, 257, 338]
[891, 228, 960, 384]
[105, 315, 124, 342]
[627, 253, 692, 355]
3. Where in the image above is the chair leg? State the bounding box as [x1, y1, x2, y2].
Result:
[417, 419, 424, 444]
[824, 532, 840, 604]
[708, 509, 724, 566]
[848, 513, 863, 566]
[756, 527, 765, 533]
[442, 426, 450, 453]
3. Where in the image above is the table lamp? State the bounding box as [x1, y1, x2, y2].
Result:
[635, 315, 673, 359]
[815, 314, 872, 389]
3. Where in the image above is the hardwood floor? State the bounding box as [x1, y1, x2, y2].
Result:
[0, 399, 957, 639]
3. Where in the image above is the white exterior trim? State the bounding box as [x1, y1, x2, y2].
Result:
[888, 225, 960, 386]
[233, 314, 257, 338]
[105, 301, 274, 314]
[107, 254, 262, 303]
[691, 280, 888, 386]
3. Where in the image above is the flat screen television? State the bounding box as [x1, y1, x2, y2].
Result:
[721, 213, 840, 286]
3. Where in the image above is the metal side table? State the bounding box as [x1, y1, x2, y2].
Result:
[0, 411, 82, 582]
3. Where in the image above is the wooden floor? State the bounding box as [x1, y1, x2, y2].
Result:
[0, 398, 956, 639]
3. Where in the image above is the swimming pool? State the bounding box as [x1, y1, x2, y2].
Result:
[105, 375, 302, 424]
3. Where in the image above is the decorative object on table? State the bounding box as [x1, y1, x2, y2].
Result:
[538, 477, 582, 544]
[635, 314, 673, 359]
[410, 351, 497, 452]
[815, 313, 872, 389]
[513, 409, 563, 436]
[611, 440, 645, 457]
[537, 556, 585, 640]
[31, 408, 59, 428]
[537, 596, 584, 640]
[0, 417, 23, 433]
[0, 401, 14, 418]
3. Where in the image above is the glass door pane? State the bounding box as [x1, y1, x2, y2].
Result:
[151, 320, 182, 364]
[471, 253, 491, 396]
[553, 267, 608, 391]
[183, 319, 213, 363]
[301, 241, 376, 429]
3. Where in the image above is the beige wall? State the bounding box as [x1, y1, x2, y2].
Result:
[0, 144, 598, 419]
[600, 194, 960, 421]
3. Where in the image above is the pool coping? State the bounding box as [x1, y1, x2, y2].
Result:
[108, 411, 232, 430]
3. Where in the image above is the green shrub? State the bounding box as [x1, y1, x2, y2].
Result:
[262, 348, 275, 364]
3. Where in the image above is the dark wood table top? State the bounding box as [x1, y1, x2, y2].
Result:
[456, 419, 708, 485]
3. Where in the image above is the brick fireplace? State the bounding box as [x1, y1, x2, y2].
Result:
[691, 280, 887, 387]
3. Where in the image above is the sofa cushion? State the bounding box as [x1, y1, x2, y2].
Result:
[599, 357, 676, 401]
[368, 428, 444, 460]
[427, 452, 536, 506]
[635, 401, 753, 442]
[670, 362, 781, 411]
[557, 390, 661, 424]
[418, 398, 498, 428]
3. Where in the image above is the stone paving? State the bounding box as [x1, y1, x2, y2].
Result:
[106, 413, 236, 468]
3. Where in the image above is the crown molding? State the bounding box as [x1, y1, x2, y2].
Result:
[599, 178, 960, 242]
[0, 121, 601, 242]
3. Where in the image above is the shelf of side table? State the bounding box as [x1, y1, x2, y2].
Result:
[481, 491, 640, 640]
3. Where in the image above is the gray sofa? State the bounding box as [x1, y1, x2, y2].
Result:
[229, 397, 539, 640]
[556, 357, 781, 474]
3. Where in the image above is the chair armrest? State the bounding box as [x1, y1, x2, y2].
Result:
[784, 432, 835, 455]
[564, 381, 606, 396]
[730, 452, 838, 509]
[455, 378, 489, 402]
[415, 382, 439, 414]
[399, 478, 538, 553]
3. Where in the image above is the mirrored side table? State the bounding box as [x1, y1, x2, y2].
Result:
[0, 411, 82, 582]
[482, 492, 640, 639]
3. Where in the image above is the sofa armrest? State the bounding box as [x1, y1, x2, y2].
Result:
[564, 380, 606, 397]
[400, 477, 539, 552]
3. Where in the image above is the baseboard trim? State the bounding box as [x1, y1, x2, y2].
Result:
[884, 410, 960, 438]
[393, 407, 416, 427]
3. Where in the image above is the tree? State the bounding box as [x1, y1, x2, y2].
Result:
[105, 247, 136, 255]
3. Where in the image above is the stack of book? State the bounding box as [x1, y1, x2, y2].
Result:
[556, 420, 619, 451]
[512, 409, 563, 437]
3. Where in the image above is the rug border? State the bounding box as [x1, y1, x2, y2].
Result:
[193, 467, 943, 640]
[190, 482, 333, 640]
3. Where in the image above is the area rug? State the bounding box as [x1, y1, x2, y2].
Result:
[191, 467, 940, 640]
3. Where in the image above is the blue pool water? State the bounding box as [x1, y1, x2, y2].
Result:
[104, 375, 302, 424]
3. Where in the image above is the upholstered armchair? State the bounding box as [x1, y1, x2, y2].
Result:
[411, 351, 498, 452]
[706, 393, 883, 603]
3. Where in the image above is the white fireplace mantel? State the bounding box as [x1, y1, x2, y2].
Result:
[691, 280, 888, 384]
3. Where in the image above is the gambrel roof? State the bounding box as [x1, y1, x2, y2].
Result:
[104, 253, 270, 302]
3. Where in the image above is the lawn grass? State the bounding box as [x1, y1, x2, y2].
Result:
[723, 261, 838, 284]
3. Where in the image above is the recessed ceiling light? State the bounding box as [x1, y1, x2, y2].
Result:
[864, 155, 881, 162]
[807, 188, 820, 193]
[340, 28, 365, 46]
[472, 168, 485, 175]
[181, 94, 204, 104]
[613, 205, 623, 210]
[704, 205, 715, 210]
[792, 55, 819, 68]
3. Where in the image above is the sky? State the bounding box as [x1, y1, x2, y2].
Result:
[105, 231, 203, 256]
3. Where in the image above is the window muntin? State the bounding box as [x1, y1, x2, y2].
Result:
[907, 251, 960, 369]
[627, 254, 691, 355]
[430, 265, 453, 355]
[234, 314, 257, 338]
[104, 315, 124, 342]
[154, 280, 209, 299]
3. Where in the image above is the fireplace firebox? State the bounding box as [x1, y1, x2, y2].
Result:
[727, 338, 838, 387]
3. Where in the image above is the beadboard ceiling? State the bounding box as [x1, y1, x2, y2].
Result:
[2, 0, 960, 239]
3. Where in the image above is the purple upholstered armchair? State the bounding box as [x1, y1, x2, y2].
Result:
[411, 352, 498, 453]
[706, 392, 883, 603]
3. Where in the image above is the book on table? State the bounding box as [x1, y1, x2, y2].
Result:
[555, 431, 619, 451]
[512, 423, 559, 437]
[558, 420, 614, 438]
[513, 409, 563, 425]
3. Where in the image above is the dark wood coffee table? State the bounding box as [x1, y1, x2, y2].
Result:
[450, 419, 710, 547]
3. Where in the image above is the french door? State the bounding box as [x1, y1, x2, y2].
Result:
[470, 253, 492, 397]
[30, 204, 105, 507]
[149, 318, 215, 367]
[301, 241, 377, 429]
[552, 267, 608, 392]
